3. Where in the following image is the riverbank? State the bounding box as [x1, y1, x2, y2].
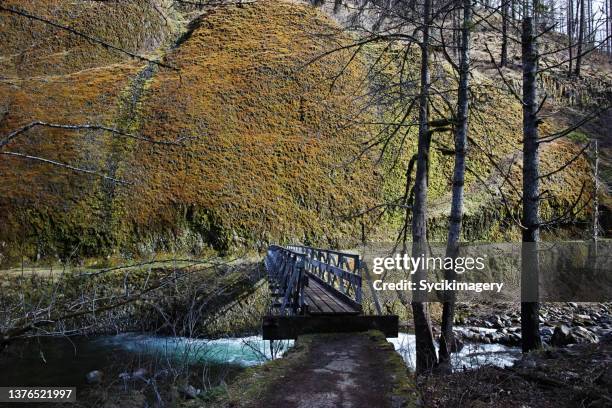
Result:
[419, 333, 612, 407]
[0, 314, 607, 406]
[0, 256, 267, 347]
[450, 302, 611, 348]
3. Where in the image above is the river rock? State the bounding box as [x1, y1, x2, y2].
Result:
[180, 384, 200, 399]
[86, 370, 103, 384]
[452, 337, 464, 353]
[573, 314, 593, 326]
[551, 325, 573, 346]
[541, 326, 554, 337]
[500, 333, 521, 346]
[491, 316, 505, 329]
[132, 368, 147, 380]
[572, 326, 598, 343]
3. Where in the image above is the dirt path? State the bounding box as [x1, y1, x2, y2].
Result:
[250, 332, 415, 408]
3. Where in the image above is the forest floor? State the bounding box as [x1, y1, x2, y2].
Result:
[419, 333, 612, 408]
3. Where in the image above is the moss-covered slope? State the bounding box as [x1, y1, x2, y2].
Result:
[0, 0, 598, 263]
[0, 0, 380, 261]
[118, 2, 380, 249]
[0, 0, 174, 77]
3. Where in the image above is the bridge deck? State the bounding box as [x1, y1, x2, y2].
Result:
[304, 276, 361, 315]
[263, 245, 398, 340]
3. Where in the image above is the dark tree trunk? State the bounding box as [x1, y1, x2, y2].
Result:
[587, 0, 592, 46]
[521, 14, 543, 353]
[334, 0, 342, 14]
[411, 0, 438, 374]
[501, 0, 509, 66]
[439, 0, 472, 370]
[568, 0, 573, 76]
[606, 0, 612, 54]
[575, 0, 585, 76]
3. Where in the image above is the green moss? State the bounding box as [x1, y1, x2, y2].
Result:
[566, 130, 590, 143]
[366, 330, 420, 407]
[117, 0, 381, 251]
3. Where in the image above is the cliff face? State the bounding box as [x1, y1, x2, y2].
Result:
[0, 0, 380, 260]
[0, 0, 603, 263]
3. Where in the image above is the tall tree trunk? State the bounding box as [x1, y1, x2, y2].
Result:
[502, 0, 509, 66]
[609, 0, 612, 54]
[607, 0, 611, 54]
[568, 0, 573, 76]
[439, 0, 472, 370]
[411, 0, 438, 374]
[521, 12, 543, 353]
[587, 0, 592, 46]
[334, 0, 342, 14]
[575, 0, 585, 76]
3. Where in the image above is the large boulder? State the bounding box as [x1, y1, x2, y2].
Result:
[551, 325, 599, 347]
[551, 325, 573, 347]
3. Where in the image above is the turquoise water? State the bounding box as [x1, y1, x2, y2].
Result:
[0, 334, 293, 388]
[93, 333, 293, 367]
[92, 332, 519, 371]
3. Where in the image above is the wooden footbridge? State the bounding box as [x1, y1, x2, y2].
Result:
[262, 245, 398, 340]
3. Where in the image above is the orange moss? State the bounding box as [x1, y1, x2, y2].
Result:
[0, 0, 596, 261]
[119, 1, 379, 248]
[0, 63, 142, 256]
[0, 0, 173, 77]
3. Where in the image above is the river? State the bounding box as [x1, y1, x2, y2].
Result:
[0, 330, 520, 389]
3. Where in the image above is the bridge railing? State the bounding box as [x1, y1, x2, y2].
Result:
[289, 246, 362, 307]
[267, 245, 363, 315]
[266, 245, 307, 316]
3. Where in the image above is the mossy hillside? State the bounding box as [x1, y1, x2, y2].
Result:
[358, 43, 593, 241]
[426, 82, 593, 241]
[0, 0, 176, 77]
[0, 0, 182, 261]
[1, 0, 381, 260]
[0, 0, 596, 264]
[0, 63, 145, 260]
[119, 1, 381, 250]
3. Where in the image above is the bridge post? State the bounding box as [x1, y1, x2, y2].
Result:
[294, 257, 305, 315]
[355, 255, 363, 305]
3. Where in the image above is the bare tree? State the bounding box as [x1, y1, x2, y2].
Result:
[411, 0, 439, 373]
[439, 0, 473, 369]
[575, 0, 586, 75]
[568, 0, 574, 75]
[520, 0, 543, 352]
[501, 0, 510, 66]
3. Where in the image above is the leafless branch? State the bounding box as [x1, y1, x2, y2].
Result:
[0, 121, 187, 148]
[0, 151, 131, 184]
[0, 5, 178, 71]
